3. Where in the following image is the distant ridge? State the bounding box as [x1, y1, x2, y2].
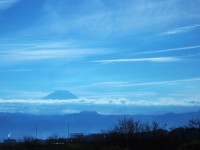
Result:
[0, 111, 200, 141]
[42, 90, 77, 100]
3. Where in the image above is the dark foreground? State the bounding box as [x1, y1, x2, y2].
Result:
[1, 118, 200, 150]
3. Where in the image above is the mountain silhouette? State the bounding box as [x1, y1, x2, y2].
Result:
[42, 90, 77, 100]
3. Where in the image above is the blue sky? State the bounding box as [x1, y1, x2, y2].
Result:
[0, 0, 200, 115]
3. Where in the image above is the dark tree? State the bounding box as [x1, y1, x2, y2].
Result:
[111, 117, 142, 135]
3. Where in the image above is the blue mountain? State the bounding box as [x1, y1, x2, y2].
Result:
[42, 90, 77, 100]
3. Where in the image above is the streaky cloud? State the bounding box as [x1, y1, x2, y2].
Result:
[159, 24, 200, 36]
[0, 42, 111, 64]
[133, 45, 200, 55]
[91, 77, 200, 87]
[94, 57, 181, 64]
[0, 69, 31, 72]
[42, 0, 200, 37]
[116, 78, 200, 87]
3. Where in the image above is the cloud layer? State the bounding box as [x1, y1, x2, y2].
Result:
[0, 96, 200, 115]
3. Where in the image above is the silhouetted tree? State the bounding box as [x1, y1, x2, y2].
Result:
[142, 121, 151, 132]
[111, 117, 142, 135]
[152, 121, 160, 131]
[188, 119, 200, 129]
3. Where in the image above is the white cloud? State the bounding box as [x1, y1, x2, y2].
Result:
[0, 0, 20, 10]
[0, 42, 111, 64]
[1, 94, 200, 114]
[0, 96, 199, 106]
[89, 78, 200, 88]
[89, 81, 127, 86]
[42, 0, 200, 36]
[5, 49, 100, 60]
[133, 45, 200, 55]
[94, 57, 181, 64]
[160, 24, 200, 36]
[0, 69, 31, 72]
[121, 78, 200, 87]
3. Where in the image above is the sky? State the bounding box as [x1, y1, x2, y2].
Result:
[0, 0, 200, 115]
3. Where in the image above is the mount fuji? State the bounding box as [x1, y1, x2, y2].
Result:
[42, 90, 77, 100]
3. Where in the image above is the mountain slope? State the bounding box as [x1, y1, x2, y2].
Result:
[42, 90, 77, 100]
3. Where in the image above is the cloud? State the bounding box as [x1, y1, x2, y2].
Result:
[0, 0, 20, 10]
[122, 78, 200, 87]
[1, 0, 200, 38]
[90, 77, 200, 87]
[0, 42, 111, 64]
[4, 49, 99, 60]
[0, 69, 31, 72]
[159, 24, 200, 36]
[133, 45, 200, 55]
[1, 95, 200, 114]
[94, 57, 181, 64]
[89, 81, 126, 86]
[0, 96, 199, 107]
[41, 0, 200, 37]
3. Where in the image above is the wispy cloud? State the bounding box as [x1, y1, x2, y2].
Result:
[91, 78, 200, 88]
[160, 24, 200, 36]
[0, 0, 20, 10]
[133, 45, 200, 55]
[89, 81, 127, 86]
[121, 78, 200, 87]
[0, 69, 31, 72]
[0, 42, 111, 64]
[2, 49, 100, 60]
[42, 0, 200, 37]
[94, 57, 181, 64]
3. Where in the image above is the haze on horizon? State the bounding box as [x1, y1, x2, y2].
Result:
[0, 0, 200, 115]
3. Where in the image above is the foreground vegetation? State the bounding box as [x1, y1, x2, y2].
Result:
[0, 118, 200, 150]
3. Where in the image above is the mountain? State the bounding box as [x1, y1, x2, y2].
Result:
[0, 111, 200, 141]
[42, 90, 77, 100]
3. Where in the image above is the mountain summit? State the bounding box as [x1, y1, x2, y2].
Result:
[42, 90, 77, 100]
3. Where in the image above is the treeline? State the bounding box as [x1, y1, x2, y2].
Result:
[0, 118, 200, 150]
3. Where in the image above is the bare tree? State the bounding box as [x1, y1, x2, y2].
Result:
[111, 117, 142, 135]
[188, 119, 200, 129]
[152, 121, 160, 131]
[142, 121, 151, 132]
